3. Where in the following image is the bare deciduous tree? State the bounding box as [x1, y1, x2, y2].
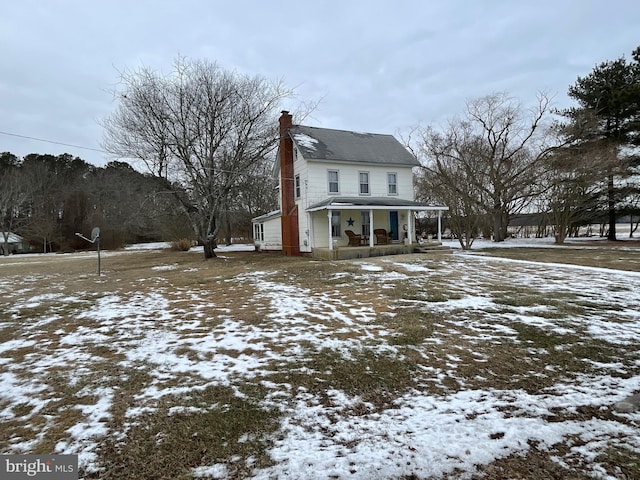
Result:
[103, 58, 296, 258]
[541, 145, 606, 244]
[413, 128, 488, 249]
[412, 92, 558, 243]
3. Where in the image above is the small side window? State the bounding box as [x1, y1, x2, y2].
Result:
[295, 174, 301, 199]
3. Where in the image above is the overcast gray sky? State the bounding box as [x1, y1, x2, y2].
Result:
[1, 0, 638, 166]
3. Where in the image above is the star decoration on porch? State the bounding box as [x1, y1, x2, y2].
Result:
[347, 217, 354, 226]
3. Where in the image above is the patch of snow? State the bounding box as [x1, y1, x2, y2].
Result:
[443, 235, 639, 250]
[192, 464, 228, 478]
[124, 241, 172, 250]
[152, 264, 178, 271]
[292, 133, 319, 151]
[253, 376, 640, 480]
[359, 263, 383, 272]
[53, 387, 113, 471]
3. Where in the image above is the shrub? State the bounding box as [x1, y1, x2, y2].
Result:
[171, 238, 192, 251]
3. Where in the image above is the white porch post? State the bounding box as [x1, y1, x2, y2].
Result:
[328, 210, 333, 251]
[407, 209, 413, 245]
[437, 210, 442, 242]
[369, 209, 374, 247]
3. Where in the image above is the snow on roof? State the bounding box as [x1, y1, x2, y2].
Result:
[292, 132, 319, 151]
[1, 232, 25, 243]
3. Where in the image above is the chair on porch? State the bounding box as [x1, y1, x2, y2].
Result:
[374, 228, 392, 244]
[345, 230, 362, 246]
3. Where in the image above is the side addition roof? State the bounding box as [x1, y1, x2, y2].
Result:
[251, 210, 282, 223]
[289, 125, 419, 167]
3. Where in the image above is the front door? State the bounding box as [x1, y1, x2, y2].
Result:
[389, 211, 399, 241]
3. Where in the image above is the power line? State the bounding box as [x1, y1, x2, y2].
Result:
[0, 130, 107, 154]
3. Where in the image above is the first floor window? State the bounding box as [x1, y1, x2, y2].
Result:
[360, 211, 370, 236]
[254, 224, 264, 241]
[331, 211, 341, 237]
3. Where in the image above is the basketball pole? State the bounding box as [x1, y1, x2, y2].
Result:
[75, 227, 101, 276]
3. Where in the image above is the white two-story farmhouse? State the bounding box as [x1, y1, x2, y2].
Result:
[252, 111, 447, 259]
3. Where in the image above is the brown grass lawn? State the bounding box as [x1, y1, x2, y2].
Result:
[1, 244, 640, 479]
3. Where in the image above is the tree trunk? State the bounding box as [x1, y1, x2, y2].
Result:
[202, 215, 218, 259]
[492, 208, 506, 242]
[203, 237, 217, 258]
[554, 228, 567, 244]
[607, 172, 617, 241]
[1, 234, 9, 256]
[225, 212, 232, 246]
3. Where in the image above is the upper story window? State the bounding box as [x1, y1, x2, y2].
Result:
[295, 174, 301, 199]
[387, 172, 398, 195]
[328, 169, 340, 194]
[359, 171, 370, 195]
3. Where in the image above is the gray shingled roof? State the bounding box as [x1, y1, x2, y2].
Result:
[289, 125, 419, 167]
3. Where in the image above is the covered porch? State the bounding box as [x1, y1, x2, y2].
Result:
[305, 197, 448, 259]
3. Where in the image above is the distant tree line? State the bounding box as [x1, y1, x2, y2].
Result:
[0, 152, 277, 255]
[412, 46, 640, 248]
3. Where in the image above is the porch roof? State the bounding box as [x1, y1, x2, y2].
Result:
[306, 196, 448, 212]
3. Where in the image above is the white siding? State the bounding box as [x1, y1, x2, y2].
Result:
[301, 160, 416, 208]
[253, 216, 282, 251]
[284, 146, 419, 252]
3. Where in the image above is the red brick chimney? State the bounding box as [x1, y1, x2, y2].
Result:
[279, 111, 300, 256]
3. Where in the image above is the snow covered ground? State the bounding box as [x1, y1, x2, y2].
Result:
[1, 241, 640, 479]
[441, 234, 639, 250]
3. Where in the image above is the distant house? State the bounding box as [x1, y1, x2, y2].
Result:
[0, 232, 30, 255]
[252, 111, 447, 259]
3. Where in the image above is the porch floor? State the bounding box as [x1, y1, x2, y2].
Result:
[312, 241, 451, 260]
